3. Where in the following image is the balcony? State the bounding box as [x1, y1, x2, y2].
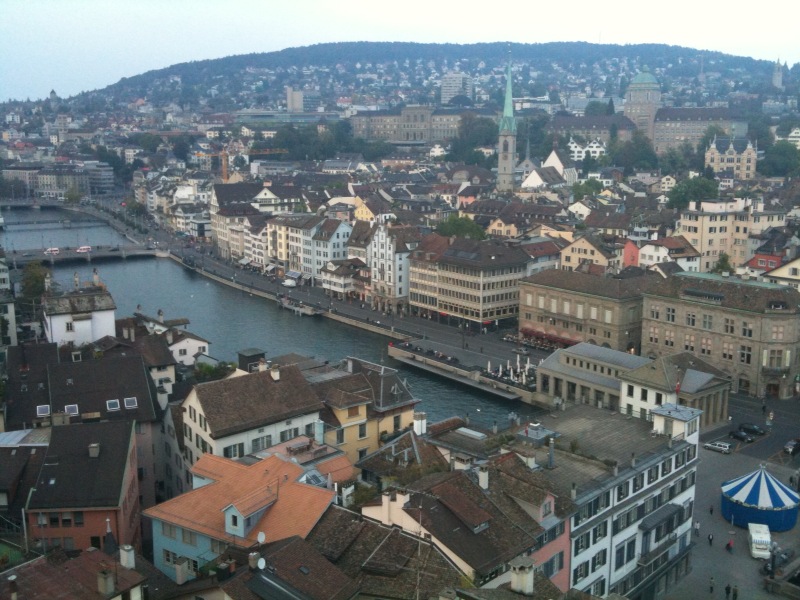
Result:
[638, 533, 678, 566]
[761, 366, 790, 378]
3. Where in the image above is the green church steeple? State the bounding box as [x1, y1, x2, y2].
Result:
[498, 61, 516, 134]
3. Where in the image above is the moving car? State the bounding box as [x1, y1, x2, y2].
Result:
[784, 439, 800, 456]
[76, 245, 92, 253]
[729, 430, 754, 443]
[43, 247, 59, 255]
[703, 441, 732, 454]
[739, 423, 766, 436]
[281, 278, 297, 288]
[512, 347, 530, 355]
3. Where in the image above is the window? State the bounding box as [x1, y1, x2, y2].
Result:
[358, 448, 368, 460]
[123, 397, 138, 409]
[592, 549, 607, 572]
[64, 404, 79, 415]
[772, 325, 784, 340]
[650, 305, 660, 319]
[739, 345, 752, 364]
[574, 532, 591, 555]
[36, 405, 51, 417]
[74, 512, 84, 527]
[666, 307, 675, 322]
[182, 529, 197, 546]
[685, 313, 696, 327]
[768, 349, 784, 368]
[211, 539, 226, 554]
[617, 480, 629, 501]
[106, 399, 120, 411]
[358, 423, 367, 439]
[648, 326, 658, 344]
[162, 522, 177, 539]
[336, 429, 344, 444]
[178, 348, 188, 356]
[615, 543, 626, 570]
[700, 338, 711, 355]
[253, 435, 272, 452]
[541, 551, 564, 578]
[66, 322, 74, 332]
[223, 443, 244, 458]
[722, 342, 733, 360]
[683, 334, 695, 352]
[742, 321, 753, 337]
[724, 318, 734, 334]
[702, 314, 713, 330]
[592, 521, 608, 543]
[664, 330, 674, 347]
[163, 549, 179, 565]
[573, 561, 589, 584]
[61, 512, 73, 527]
[231, 515, 238, 527]
[661, 458, 673, 476]
[640, 388, 648, 402]
[347, 406, 359, 418]
[627, 384, 634, 398]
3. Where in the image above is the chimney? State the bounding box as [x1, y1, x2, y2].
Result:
[129, 327, 135, 342]
[45, 272, 52, 292]
[97, 570, 115, 595]
[509, 555, 535, 595]
[314, 420, 325, 445]
[157, 309, 164, 323]
[165, 330, 173, 345]
[631, 452, 637, 468]
[270, 365, 280, 382]
[92, 268, 100, 286]
[492, 421, 498, 435]
[88, 443, 100, 458]
[478, 466, 489, 490]
[119, 544, 135, 569]
[613, 462, 619, 476]
[413, 412, 427, 435]
[122, 327, 129, 340]
[258, 358, 268, 372]
[548, 437, 555, 469]
[464, 413, 470, 426]
[248, 552, 259, 570]
[571, 482, 577, 500]
[381, 491, 392, 525]
[8, 575, 18, 600]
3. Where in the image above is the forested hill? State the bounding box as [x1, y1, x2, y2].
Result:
[93, 40, 776, 104]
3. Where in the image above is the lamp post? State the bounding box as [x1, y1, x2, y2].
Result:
[770, 542, 779, 579]
[22, 486, 37, 555]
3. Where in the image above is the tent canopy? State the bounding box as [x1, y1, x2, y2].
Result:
[721, 465, 799, 510]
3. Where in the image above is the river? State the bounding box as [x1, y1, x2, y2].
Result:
[0, 207, 534, 427]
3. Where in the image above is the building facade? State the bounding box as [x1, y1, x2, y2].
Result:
[704, 137, 758, 180]
[496, 62, 517, 193]
[641, 272, 800, 399]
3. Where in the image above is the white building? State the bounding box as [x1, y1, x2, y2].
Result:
[368, 223, 420, 313]
[42, 284, 116, 347]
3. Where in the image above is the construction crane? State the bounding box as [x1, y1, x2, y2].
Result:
[194, 151, 229, 182]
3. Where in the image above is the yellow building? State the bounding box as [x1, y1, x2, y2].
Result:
[705, 137, 758, 180]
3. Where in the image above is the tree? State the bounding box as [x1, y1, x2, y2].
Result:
[667, 176, 719, 210]
[572, 178, 603, 199]
[711, 252, 733, 274]
[606, 98, 616, 115]
[697, 125, 726, 157]
[63, 186, 82, 204]
[435, 216, 486, 240]
[584, 101, 609, 117]
[759, 141, 800, 177]
[21, 261, 49, 302]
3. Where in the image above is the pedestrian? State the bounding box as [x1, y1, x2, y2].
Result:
[762, 403, 767, 415]
[725, 583, 731, 600]
[708, 533, 713, 546]
[709, 504, 714, 516]
[709, 576, 715, 594]
[694, 520, 700, 536]
[732, 584, 738, 600]
[725, 539, 733, 553]
[465, 342, 469, 349]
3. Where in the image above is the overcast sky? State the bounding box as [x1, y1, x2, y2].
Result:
[2, 0, 796, 102]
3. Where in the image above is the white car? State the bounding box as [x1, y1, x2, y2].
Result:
[703, 441, 732, 454]
[281, 278, 297, 288]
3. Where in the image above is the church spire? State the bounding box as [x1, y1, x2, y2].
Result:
[498, 61, 516, 134]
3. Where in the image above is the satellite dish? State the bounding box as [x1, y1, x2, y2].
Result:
[257, 557, 266, 570]
[257, 531, 265, 544]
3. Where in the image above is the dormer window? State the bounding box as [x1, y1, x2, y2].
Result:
[106, 399, 121, 411]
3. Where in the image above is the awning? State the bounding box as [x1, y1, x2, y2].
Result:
[238, 257, 251, 266]
[264, 264, 276, 273]
[286, 270, 302, 279]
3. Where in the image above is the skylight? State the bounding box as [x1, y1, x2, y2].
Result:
[106, 399, 121, 411]
[36, 405, 51, 417]
[124, 397, 138, 409]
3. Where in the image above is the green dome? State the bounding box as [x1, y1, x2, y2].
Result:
[630, 67, 659, 87]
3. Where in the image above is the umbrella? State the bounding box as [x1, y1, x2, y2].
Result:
[487, 360, 492, 372]
[522, 372, 527, 385]
[526, 356, 531, 370]
[516, 353, 521, 369]
[507, 359, 511, 370]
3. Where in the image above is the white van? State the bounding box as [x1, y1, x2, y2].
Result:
[748, 522, 771, 559]
[76, 245, 92, 253]
[44, 247, 60, 255]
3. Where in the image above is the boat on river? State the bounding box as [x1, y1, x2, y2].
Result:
[277, 294, 321, 316]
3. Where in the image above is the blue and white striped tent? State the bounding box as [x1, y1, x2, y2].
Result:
[720, 465, 799, 531]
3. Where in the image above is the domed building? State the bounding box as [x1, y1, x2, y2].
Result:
[623, 67, 661, 140]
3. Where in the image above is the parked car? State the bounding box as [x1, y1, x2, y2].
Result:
[703, 441, 732, 454]
[512, 347, 530, 355]
[784, 439, 800, 456]
[739, 423, 766, 436]
[729, 430, 754, 443]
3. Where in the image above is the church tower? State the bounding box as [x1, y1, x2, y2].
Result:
[773, 59, 784, 90]
[623, 67, 661, 141]
[496, 62, 517, 193]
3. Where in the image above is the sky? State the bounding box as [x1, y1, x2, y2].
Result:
[2, 0, 797, 102]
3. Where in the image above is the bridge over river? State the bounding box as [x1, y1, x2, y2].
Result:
[6, 245, 162, 268]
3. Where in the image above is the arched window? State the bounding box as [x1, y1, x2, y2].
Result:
[502, 140, 509, 153]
